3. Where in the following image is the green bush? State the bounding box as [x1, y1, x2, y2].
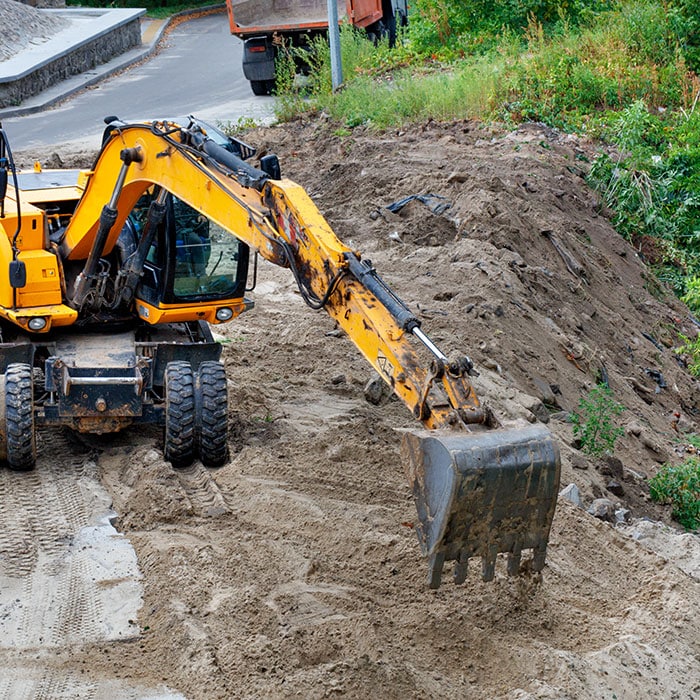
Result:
[587, 102, 700, 301]
[649, 459, 700, 530]
[408, 0, 614, 56]
[570, 385, 625, 456]
[676, 332, 700, 377]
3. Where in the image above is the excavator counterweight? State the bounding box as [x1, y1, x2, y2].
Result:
[0, 116, 560, 588]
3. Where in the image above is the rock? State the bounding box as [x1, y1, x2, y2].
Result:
[597, 455, 623, 478]
[615, 508, 631, 524]
[587, 498, 616, 522]
[570, 453, 589, 470]
[607, 479, 625, 497]
[531, 376, 558, 407]
[363, 373, 391, 405]
[549, 411, 571, 423]
[625, 421, 644, 436]
[559, 483, 581, 506]
[640, 433, 670, 463]
[515, 391, 550, 424]
[330, 374, 346, 385]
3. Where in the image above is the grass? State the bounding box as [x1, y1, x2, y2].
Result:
[649, 458, 700, 530]
[270, 0, 700, 316]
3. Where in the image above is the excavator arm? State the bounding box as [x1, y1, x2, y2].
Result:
[59, 117, 560, 587]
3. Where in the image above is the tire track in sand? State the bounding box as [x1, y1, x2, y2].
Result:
[0, 428, 185, 699]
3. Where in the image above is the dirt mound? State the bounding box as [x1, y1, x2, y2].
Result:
[27, 119, 700, 698]
[0, 0, 69, 62]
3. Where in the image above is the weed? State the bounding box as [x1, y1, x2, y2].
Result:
[676, 333, 700, 376]
[217, 116, 261, 136]
[649, 458, 700, 530]
[682, 433, 700, 450]
[570, 384, 625, 456]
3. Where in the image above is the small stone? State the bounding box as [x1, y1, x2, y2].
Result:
[330, 374, 346, 385]
[549, 411, 571, 423]
[615, 508, 631, 524]
[570, 453, 589, 470]
[482, 358, 501, 373]
[607, 479, 624, 497]
[531, 376, 557, 406]
[598, 455, 623, 478]
[559, 483, 581, 507]
[587, 498, 616, 522]
[640, 433, 670, 463]
[517, 391, 550, 424]
[625, 421, 643, 436]
[364, 373, 390, 405]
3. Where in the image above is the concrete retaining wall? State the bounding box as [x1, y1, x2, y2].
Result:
[0, 14, 142, 108]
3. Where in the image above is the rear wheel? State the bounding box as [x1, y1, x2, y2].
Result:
[5, 363, 36, 471]
[164, 361, 195, 468]
[250, 79, 273, 96]
[196, 361, 229, 467]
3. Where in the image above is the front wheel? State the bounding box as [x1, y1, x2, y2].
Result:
[5, 363, 36, 471]
[196, 361, 229, 468]
[164, 361, 195, 468]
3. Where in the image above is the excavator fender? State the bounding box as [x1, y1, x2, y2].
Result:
[402, 424, 560, 588]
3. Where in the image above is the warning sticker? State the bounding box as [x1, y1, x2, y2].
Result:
[377, 354, 393, 378]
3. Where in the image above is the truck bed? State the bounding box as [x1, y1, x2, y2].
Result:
[230, 0, 347, 33]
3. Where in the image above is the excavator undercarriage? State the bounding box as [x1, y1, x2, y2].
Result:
[0, 116, 560, 587]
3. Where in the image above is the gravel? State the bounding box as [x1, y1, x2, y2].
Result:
[0, 0, 69, 62]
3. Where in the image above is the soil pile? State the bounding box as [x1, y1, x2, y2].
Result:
[0, 0, 68, 62]
[19, 119, 700, 698]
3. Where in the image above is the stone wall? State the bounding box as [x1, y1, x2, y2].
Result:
[0, 18, 141, 108]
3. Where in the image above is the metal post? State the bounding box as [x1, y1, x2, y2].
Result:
[327, 0, 343, 91]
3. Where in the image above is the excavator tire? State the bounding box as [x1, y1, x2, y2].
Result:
[5, 363, 36, 471]
[196, 361, 229, 467]
[250, 79, 274, 96]
[164, 361, 196, 468]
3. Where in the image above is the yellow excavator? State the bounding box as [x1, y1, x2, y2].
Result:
[0, 116, 560, 588]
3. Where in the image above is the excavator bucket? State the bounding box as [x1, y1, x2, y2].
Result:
[402, 425, 560, 588]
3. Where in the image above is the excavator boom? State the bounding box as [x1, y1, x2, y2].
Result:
[0, 117, 560, 587]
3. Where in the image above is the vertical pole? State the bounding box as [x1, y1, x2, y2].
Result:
[327, 0, 343, 91]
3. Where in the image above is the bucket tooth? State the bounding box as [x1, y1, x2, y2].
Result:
[453, 550, 469, 585]
[428, 552, 445, 590]
[481, 546, 498, 582]
[507, 547, 522, 577]
[532, 544, 548, 572]
[402, 424, 560, 588]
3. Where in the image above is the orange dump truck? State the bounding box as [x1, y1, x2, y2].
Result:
[226, 0, 407, 95]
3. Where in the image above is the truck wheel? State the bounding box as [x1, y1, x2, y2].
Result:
[250, 80, 274, 96]
[164, 361, 195, 468]
[196, 361, 229, 467]
[5, 363, 36, 471]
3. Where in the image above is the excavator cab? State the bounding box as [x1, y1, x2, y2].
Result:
[125, 191, 252, 325]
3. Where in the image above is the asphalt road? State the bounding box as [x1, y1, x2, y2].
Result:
[3, 12, 275, 153]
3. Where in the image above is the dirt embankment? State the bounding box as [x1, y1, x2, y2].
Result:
[14, 119, 700, 699]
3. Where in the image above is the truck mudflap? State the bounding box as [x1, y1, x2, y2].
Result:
[402, 424, 560, 588]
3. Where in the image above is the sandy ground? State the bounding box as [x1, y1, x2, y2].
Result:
[2, 118, 699, 699]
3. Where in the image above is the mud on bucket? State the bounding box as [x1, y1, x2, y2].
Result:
[401, 425, 560, 589]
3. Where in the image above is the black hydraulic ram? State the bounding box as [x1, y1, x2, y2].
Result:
[72, 147, 142, 309]
[345, 253, 561, 589]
